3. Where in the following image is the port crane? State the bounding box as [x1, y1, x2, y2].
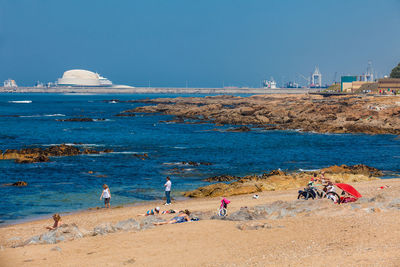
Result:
[297, 73, 310, 87]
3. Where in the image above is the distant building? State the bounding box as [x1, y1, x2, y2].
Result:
[378, 78, 400, 92]
[263, 77, 277, 89]
[3, 79, 18, 88]
[310, 67, 322, 87]
[341, 76, 357, 92]
[57, 69, 112, 87]
[360, 61, 374, 82]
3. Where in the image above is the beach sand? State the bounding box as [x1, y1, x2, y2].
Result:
[1, 178, 400, 266]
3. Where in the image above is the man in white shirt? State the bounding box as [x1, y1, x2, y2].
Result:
[164, 177, 172, 205]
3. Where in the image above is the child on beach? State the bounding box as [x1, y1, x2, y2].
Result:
[100, 184, 111, 208]
[138, 207, 161, 216]
[46, 214, 63, 230]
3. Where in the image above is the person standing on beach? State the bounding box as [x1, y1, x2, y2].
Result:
[100, 184, 111, 208]
[164, 177, 172, 205]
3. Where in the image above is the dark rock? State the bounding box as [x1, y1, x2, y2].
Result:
[387, 199, 400, 209]
[321, 164, 383, 177]
[12, 181, 28, 186]
[227, 126, 251, 132]
[14, 154, 50, 164]
[203, 175, 239, 182]
[168, 168, 185, 174]
[45, 144, 81, 157]
[104, 99, 120, 103]
[115, 113, 136, 117]
[24, 224, 84, 246]
[133, 153, 149, 160]
[81, 149, 100, 155]
[114, 219, 140, 231]
[261, 169, 287, 178]
[1, 144, 113, 164]
[93, 223, 116, 236]
[211, 207, 268, 221]
[140, 216, 165, 230]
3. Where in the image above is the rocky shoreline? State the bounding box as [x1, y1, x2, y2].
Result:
[0, 144, 113, 164]
[118, 94, 400, 134]
[184, 164, 381, 198]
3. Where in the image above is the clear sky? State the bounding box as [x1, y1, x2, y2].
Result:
[1, 0, 399, 87]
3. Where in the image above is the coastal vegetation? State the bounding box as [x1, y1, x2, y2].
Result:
[390, 62, 400, 78]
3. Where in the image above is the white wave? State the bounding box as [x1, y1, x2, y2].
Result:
[299, 168, 320, 172]
[41, 143, 104, 147]
[79, 154, 103, 157]
[163, 162, 184, 166]
[44, 114, 66, 117]
[20, 114, 66, 118]
[173, 146, 187, 149]
[8, 100, 32, 103]
[109, 151, 148, 154]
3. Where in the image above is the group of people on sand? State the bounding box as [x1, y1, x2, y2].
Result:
[47, 177, 176, 230]
[307, 172, 334, 191]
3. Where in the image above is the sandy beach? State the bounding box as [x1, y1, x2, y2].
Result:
[1, 178, 400, 267]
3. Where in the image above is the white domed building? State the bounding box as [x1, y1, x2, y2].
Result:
[57, 69, 112, 87]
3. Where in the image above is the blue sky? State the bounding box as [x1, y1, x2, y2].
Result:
[0, 0, 399, 87]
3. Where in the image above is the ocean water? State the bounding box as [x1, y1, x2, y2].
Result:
[1, 93, 400, 224]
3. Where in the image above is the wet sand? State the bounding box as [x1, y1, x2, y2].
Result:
[1, 178, 400, 266]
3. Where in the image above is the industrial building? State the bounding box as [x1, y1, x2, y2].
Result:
[3, 79, 18, 88]
[378, 78, 400, 92]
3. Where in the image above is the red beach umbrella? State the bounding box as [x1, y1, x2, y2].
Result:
[335, 183, 362, 198]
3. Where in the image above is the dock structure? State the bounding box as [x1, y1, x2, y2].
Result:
[0, 86, 321, 95]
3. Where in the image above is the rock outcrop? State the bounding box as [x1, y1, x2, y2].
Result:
[119, 95, 400, 134]
[203, 175, 239, 182]
[133, 153, 149, 160]
[0, 144, 113, 164]
[12, 181, 28, 186]
[24, 224, 84, 246]
[184, 165, 381, 198]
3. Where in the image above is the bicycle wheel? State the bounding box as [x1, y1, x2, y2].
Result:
[218, 208, 227, 216]
[298, 192, 306, 200]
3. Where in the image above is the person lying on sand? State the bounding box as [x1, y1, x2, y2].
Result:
[46, 214, 62, 230]
[153, 210, 190, 225]
[138, 207, 160, 216]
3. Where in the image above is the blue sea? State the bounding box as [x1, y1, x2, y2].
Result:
[1, 93, 400, 224]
